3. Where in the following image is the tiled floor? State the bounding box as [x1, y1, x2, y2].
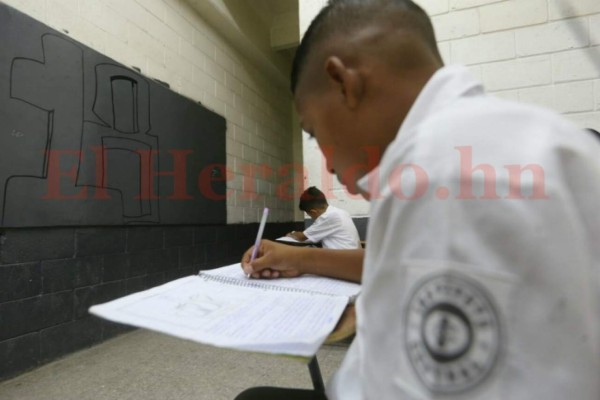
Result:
[0, 329, 348, 400]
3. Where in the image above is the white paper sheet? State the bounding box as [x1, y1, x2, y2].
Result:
[89, 275, 349, 357]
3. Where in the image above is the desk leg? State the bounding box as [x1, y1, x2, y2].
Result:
[308, 356, 325, 392]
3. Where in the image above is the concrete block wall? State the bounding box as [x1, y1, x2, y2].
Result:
[3, 0, 297, 224]
[303, 0, 600, 218]
[420, 0, 600, 130]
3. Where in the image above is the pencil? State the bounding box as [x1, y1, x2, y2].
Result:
[248, 207, 269, 277]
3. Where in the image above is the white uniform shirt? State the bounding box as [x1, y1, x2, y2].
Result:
[327, 65, 600, 399]
[303, 205, 361, 249]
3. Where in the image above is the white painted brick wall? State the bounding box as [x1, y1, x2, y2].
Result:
[482, 55, 552, 91]
[516, 18, 588, 56]
[7, 0, 45, 21]
[568, 112, 600, 130]
[437, 41, 451, 63]
[592, 15, 600, 46]
[595, 80, 600, 111]
[554, 81, 595, 113]
[493, 89, 519, 102]
[518, 85, 555, 110]
[414, 0, 449, 16]
[548, 0, 600, 20]
[432, 8, 480, 41]
[553, 48, 600, 82]
[433, 0, 600, 133]
[449, 0, 502, 11]
[2, 0, 296, 224]
[437, 3, 600, 228]
[480, 0, 548, 33]
[450, 31, 515, 65]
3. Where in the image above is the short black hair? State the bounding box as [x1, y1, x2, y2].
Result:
[299, 186, 328, 212]
[291, 0, 440, 93]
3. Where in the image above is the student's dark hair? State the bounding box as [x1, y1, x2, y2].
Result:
[291, 0, 441, 93]
[299, 186, 328, 212]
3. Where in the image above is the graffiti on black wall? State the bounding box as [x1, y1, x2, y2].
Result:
[0, 4, 226, 227]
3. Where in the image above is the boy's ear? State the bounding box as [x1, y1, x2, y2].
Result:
[324, 56, 364, 109]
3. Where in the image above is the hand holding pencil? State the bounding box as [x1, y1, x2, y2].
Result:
[241, 239, 304, 280]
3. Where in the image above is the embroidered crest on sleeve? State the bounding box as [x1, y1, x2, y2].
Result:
[404, 273, 502, 394]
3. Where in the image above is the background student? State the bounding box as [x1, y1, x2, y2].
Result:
[286, 186, 361, 249]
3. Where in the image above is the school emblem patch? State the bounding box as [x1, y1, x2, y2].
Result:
[404, 273, 501, 394]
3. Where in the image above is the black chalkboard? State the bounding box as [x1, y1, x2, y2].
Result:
[0, 4, 227, 227]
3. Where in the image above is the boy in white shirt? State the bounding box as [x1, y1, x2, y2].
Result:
[287, 186, 361, 249]
[237, 0, 600, 398]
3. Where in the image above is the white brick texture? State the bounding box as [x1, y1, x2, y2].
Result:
[518, 85, 555, 110]
[591, 15, 600, 45]
[516, 18, 589, 56]
[492, 89, 519, 102]
[450, 31, 515, 65]
[548, 0, 600, 20]
[450, 0, 502, 10]
[595, 80, 600, 111]
[480, 0, 548, 33]
[553, 81, 595, 113]
[432, 9, 480, 41]
[566, 112, 600, 131]
[414, 0, 449, 16]
[482, 55, 552, 91]
[553, 48, 600, 82]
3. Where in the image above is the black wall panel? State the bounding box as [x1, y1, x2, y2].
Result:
[0, 4, 227, 227]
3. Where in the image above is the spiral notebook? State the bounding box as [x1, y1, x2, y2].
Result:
[89, 263, 360, 357]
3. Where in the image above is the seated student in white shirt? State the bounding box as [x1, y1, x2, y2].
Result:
[286, 186, 361, 249]
[237, 0, 600, 399]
